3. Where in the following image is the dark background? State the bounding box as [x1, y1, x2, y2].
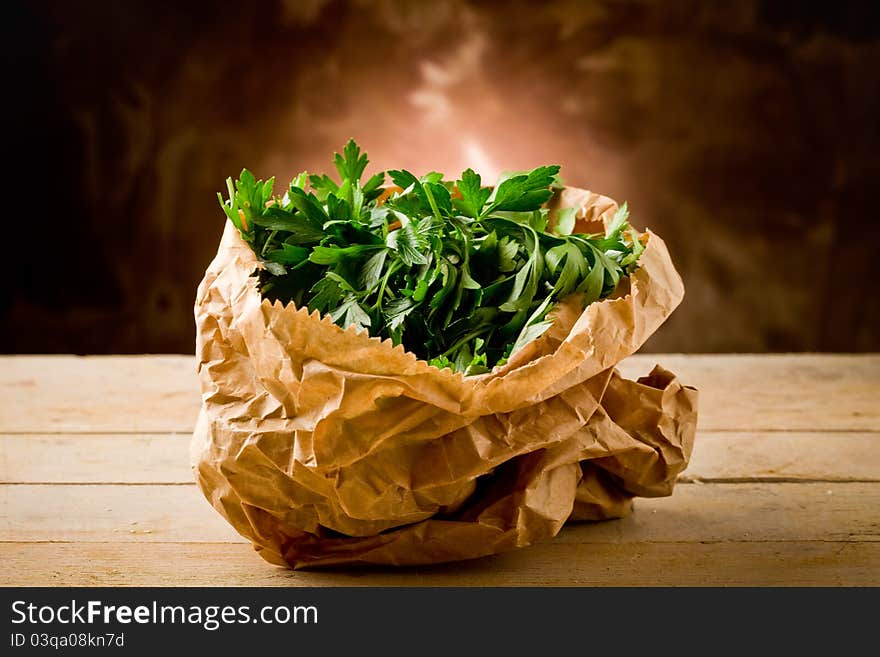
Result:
[4, 0, 879, 354]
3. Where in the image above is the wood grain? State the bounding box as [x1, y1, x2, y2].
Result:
[0, 434, 192, 483]
[2, 482, 877, 544]
[682, 431, 880, 482]
[2, 354, 878, 433]
[2, 541, 876, 586]
[0, 484, 240, 543]
[2, 354, 877, 586]
[619, 354, 880, 431]
[0, 355, 199, 433]
[3, 431, 877, 484]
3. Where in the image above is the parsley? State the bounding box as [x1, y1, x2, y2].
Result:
[218, 140, 643, 375]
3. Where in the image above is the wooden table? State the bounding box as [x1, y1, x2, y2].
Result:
[1, 354, 878, 586]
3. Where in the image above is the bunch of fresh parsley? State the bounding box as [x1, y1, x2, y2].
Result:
[218, 140, 644, 375]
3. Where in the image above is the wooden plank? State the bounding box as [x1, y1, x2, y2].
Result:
[0, 484, 241, 543]
[620, 353, 880, 431]
[0, 434, 192, 484]
[0, 355, 200, 433]
[556, 482, 880, 545]
[1, 541, 876, 586]
[2, 483, 877, 544]
[2, 354, 878, 434]
[683, 431, 880, 482]
[3, 431, 877, 484]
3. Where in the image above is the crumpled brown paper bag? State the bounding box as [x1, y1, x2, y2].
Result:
[191, 186, 698, 568]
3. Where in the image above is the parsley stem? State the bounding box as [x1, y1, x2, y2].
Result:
[438, 326, 492, 359]
[422, 184, 444, 223]
[261, 231, 278, 256]
[373, 260, 402, 312]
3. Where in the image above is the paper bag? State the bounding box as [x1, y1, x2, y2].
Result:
[191, 187, 698, 568]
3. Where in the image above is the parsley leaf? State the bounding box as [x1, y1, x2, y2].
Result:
[454, 168, 492, 218]
[334, 139, 369, 184]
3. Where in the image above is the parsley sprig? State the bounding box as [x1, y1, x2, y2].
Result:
[218, 140, 644, 375]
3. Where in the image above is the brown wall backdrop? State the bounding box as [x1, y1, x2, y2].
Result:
[4, 0, 879, 354]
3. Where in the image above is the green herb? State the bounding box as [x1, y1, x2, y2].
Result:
[218, 140, 643, 375]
